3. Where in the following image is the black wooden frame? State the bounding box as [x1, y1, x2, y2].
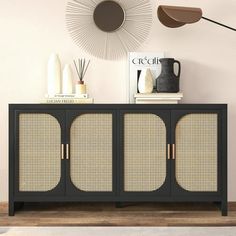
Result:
[9, 104, 228, 216]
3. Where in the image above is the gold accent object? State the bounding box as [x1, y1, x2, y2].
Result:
[61, 144, 65, 160]
[66, 144, 70, 160]
[168, 144, 171, 160]
[172, 144, 175, 160]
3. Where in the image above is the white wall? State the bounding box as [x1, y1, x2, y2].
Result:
[0, 0, 235, 202]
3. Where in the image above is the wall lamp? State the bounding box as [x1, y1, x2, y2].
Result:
[158, 5, 236, 31]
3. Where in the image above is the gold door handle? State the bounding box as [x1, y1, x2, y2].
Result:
[66, 144, 70, 160]
[172, 144, 176, 160]
[61, 144, 65, 160]
[167, 144, 171, 160]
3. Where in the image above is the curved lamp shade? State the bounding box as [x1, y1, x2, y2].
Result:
[158, 5, 202, 28]
[158, 5, 236, 31]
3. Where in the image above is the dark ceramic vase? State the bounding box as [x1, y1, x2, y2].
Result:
[156, 58, 181, 93]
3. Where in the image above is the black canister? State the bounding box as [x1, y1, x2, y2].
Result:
[156, 58, 181, 93]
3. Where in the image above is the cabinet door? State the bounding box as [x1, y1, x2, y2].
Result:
[172, 111, 220, 195]
[120, 110, 171, 200]
[66, 111, 116, 198]
[15, 111, 65, 196]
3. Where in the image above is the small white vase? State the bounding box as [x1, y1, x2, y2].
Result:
[47, 53, 61, 97]
[76, 83, 86, 95]
[62, 64, 73, 94]
[138, 68, 154, 94]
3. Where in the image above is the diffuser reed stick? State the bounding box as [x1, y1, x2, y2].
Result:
[73, 58, 90, 84]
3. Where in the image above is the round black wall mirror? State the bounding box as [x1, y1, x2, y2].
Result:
[93, 0, 125, 32]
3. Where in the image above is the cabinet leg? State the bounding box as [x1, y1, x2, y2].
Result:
[221, 201, 228, 216]
[9, 201, 15, 216]
[213, 201, 227, 216]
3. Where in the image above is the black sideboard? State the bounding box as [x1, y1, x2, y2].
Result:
[9, 104, 227, 216]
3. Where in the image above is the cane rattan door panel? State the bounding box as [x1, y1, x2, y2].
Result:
[175, 113, 218, 192]
[124, 113, 167, 192]
[70, 113, 113, 192]
[19, 114, 61, 192]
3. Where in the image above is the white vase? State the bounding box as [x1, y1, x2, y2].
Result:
[138, 68, 153, 93]
[62, 64, 73, 94]
[47, 53, 61, 97]
[76, 83, 86, 95]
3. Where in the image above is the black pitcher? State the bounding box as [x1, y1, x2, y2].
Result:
[156, 58, 181, 93]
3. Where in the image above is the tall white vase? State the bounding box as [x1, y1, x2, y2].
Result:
[62, 64, 73, 94]
[47, 53, 61, 97]
[138, 68, 154, 93]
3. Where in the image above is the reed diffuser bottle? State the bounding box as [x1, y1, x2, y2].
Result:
[73, 58, 90, 95]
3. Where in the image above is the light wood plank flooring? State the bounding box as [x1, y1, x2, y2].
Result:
[1, 202, 236, 226]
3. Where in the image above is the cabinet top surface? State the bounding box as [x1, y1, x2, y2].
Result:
[9, 103, 227, 110]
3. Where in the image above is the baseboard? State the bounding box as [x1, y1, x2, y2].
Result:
[229, 202, 236, 210]
[0, 202, 8, 214]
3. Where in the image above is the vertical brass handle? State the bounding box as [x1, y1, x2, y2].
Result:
[167, 144, 171, 160]
[172, 144, 176, 160]
[66, 144, 70, 160]
[61, 144, 64, 160]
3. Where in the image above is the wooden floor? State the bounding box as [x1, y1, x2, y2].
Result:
[1, 202, 236, 226]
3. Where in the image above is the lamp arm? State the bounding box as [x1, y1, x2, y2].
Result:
[202, 16, 236, 31]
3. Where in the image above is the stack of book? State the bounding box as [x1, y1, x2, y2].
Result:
[43, 94, 94, 104]
[134, 93, 183, 104]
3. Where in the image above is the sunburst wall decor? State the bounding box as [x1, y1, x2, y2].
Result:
[66, 0, 153, 60]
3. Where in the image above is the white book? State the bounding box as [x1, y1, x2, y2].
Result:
[135, 99, 179, 104]
[47, 94, 88, 99]
[135, 97, 182, 101]
[134, 92, 183, 98]
[42, 98, 94, 104]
